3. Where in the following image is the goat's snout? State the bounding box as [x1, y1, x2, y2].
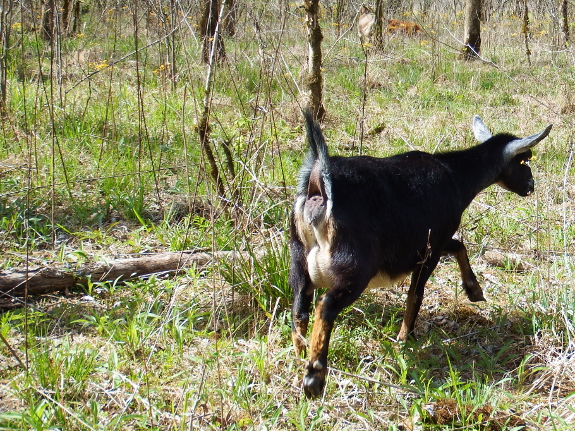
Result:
[526, 178, 535, 196]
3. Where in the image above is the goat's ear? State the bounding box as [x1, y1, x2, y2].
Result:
[503, 124, 553, 161]
[472, 115, 492, 143]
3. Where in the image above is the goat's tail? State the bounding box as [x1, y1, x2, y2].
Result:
[299, 110, 332, 224]
[303, 110, 330, 172]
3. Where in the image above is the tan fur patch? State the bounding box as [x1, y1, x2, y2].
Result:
[293, 195, 336, 290]
[386, 19, 422, 35]
[398, 284, 420, 341]
[292, 317, 309, 357]
[294, 196, 315, 250]
[453, 244, 485, 301]
[309, 298, 333, 364]
[367, 271, 408, 290]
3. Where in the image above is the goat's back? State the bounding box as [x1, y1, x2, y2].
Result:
[326, 153, 463, 274]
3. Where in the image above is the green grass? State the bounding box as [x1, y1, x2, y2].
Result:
[0, 1, 574, 430]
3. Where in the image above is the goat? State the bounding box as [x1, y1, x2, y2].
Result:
[386, 18, 423, 35]
[358, 5, 375, 44]
[358, 6, 423, 44]
[289, 111, 552, 398]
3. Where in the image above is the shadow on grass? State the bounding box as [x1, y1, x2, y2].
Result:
[331, 288, 539, 391]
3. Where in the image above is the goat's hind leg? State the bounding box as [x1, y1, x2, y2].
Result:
[442, 239, 485, 302]
[289, 236, 314, 358]
[398, 254, 441, 342]
[303, 278, 368, 398]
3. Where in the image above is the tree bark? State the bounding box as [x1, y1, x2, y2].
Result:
[334, 0, 344, 38]
[372, 0, 385, 51]
[198, 0, 228, 198]
[522, 0, 531, 65]
[0, 251, 244, 302]
[0, 0, 12, 115]
[41, 0, 56, 41]
[62, 0, 72, 33]
[200, 0, 226, 64]
[303, 0, 325, 121]
[224, 0, 237, 37]
[562, 0, 569, 47]
[71, 1, 81, 34]
[462, 0, 482, 59]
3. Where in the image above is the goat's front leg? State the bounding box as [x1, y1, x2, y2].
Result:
[303, 283, 365, 398]
[442, 239, 485, 302]
[398, 255, 441, 341]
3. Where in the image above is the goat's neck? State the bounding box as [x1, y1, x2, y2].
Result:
[438, 146, 506, 207]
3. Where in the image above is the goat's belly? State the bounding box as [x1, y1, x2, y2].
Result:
[307, 245, 333, 289]
[367, 271, 408, 290]
[307, 246, 407, 291]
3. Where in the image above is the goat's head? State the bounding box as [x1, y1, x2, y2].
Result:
[472, 115, 552, 197]
[497, 149, 536, 196]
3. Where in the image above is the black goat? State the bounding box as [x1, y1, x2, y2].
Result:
[289, 111, 552, 398]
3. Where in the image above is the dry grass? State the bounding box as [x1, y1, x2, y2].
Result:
[0, 1, 574, 430]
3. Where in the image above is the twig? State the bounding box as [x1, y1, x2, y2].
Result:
[0, 330, 26, 369]
[36, 388, 98, 431]
[323, 9, 360, 62]
[329, 366, 422, 394]
[65, 18, 186, 94]
[0, 164, 187, 198]
[562, 142, 574, 271]
[295, 357, 421, 394]
[198, 0, 228, 198]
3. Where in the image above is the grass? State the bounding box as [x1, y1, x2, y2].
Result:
[0, 1, 574, 429]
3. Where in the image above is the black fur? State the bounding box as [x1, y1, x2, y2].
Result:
[291, 111, 551, 398]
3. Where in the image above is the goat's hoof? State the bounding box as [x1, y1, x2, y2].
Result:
[302, 364, 327, 398]
[397, 325, 414, 343]
[463, 281, 486, 302]
[468, 291, 486, 302]
[303, 373, 325, 398]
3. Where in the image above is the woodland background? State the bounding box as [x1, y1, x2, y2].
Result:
[0, 0, 574, 429]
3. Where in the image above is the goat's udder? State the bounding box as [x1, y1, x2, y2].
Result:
[307, 242, 334, 290]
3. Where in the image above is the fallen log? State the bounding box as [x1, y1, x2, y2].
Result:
[0, 251, 243, 300]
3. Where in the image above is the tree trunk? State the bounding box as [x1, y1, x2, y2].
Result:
[168, 0, 178, 89]
[0, 0, 12, 115]
[372, 0, 385, 51]
[0, 251, 244, 303]
[198, 0, 227, 198]
[334, 0, 345, 38]
[562, 0, 569, 47]
[71, 1, 82, 34]
[198, 115, 226, 197]
[224, 0, 237, 37]
[62, 0, 72, 33]
[303, 0, 325, 121]
[41, 0, 56, 41]
[462, 0, 482, 59]
[522, 0, 531, 65]
[200, 0, 226, 64]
